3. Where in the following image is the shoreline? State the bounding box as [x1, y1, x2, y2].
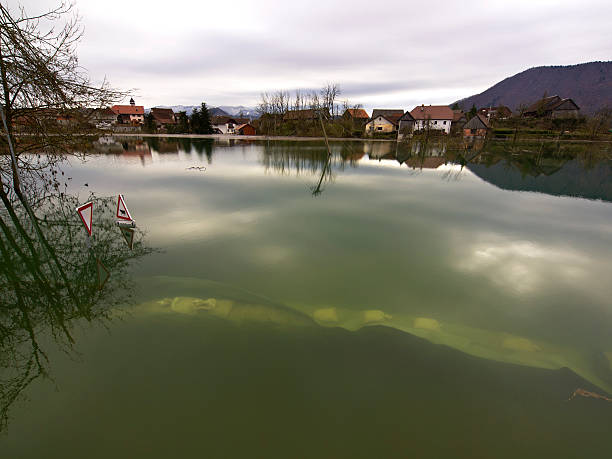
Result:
[107, 133, 612, 144]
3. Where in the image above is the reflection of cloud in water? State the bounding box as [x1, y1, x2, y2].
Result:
[456, 237, 589, 295]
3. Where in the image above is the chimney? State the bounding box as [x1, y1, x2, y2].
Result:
[129, 98, 135, 106]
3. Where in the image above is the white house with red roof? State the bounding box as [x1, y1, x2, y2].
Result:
[410, 105, 455, 134]
[111, 98, 145, 125]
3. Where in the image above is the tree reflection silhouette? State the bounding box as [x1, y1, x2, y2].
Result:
[0, 164, 152, 432]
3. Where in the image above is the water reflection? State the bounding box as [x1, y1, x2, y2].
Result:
[86, 135, 612, 202]
[0, 161, 152, 431]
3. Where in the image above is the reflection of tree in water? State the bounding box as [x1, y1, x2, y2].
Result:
[0, 162, 152, 432]
[192, 140, 213, 163]
[259, 141, 369, 196]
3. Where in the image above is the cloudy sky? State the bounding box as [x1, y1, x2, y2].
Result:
[16, 0, 612, 109]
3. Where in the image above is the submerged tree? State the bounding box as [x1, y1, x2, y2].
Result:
[0, 2, 147, 432]
[0, 163, 153, 432]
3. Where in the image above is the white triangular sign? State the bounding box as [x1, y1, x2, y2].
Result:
[76, 202, 93, 236]
[116, 194, 133, 221]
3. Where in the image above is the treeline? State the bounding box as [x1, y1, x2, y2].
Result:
[255, 83, 365, 137]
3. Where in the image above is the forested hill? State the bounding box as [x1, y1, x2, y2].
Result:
[455, 62, 612, 114]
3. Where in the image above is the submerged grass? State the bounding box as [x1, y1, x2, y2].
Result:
[129, 276, 612, 396]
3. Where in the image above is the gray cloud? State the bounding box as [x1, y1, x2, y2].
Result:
[15, 0, 612, 108]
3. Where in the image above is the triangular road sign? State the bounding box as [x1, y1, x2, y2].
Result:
[120, 227, 134, 250]
[96, 258, 110, 290]
[116, 194, 133, 221]
[76, 202, 93, 236]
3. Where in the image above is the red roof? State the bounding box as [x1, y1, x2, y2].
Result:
[150, 107, 175, 124]
[345, 108, 369, 119]
[111, 105, 144, 115]
[410, 105, 454, 120]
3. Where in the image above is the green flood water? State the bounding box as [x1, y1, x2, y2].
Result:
[1, 137, 612, 458]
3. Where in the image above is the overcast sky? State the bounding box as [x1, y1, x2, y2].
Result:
[16, 0, 612, 110]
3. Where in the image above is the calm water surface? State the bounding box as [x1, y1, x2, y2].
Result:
[2, 137, 612, 458]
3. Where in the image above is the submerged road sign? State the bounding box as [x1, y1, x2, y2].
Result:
[120, 227, 135, 250]
[76, 202, 93, 236]
[116, 194, 133, 221]
[96, 258, 110, 290]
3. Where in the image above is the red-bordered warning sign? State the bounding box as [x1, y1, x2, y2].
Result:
[116, 194, 133, 221]
[76, 201, 93, 236]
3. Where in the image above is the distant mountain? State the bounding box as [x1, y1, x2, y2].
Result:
[209, 107, 230, 117]
[455, 61, 612, 115]
[157, 105, 258, 119]
[217, 106, 259, 118]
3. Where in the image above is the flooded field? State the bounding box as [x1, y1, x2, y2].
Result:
[1, 137, 612, 458]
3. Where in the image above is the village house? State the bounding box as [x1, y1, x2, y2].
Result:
[410, 105, 454, 134]
[398, 112, 416, 137]
[478, 106, 512, 120]
[523, 95, 580, 118]
[111, 98, 145, 125]
[342, 108, 370, 123]
[235, 123, 257, 136]
[150, 107, 176, 129]
[90, 108, 117, 127]
[463, 113, 490, 138]
[365, 109, 404, 134]
[212, 116, 238, 134]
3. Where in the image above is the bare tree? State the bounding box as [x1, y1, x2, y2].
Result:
[0, 1, 126, 191]
[587, 107, 612, 139]
[320, 83, 341, 118]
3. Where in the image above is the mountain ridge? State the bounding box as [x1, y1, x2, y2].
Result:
[455, 61, 612, 115]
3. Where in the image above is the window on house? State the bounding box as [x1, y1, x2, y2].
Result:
[434, 121, 437, 125]
[377, 126, 383, 131]
[443, 121, 447, 125]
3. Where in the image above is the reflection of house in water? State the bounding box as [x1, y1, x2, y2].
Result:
[366, 141, 449, 169]
[92, 136, 125, 154]
[92, 136, 152, 163]
[404, 156, 447, 169]
[363, 141, 394, 158]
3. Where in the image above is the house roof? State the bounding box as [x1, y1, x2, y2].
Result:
[464, 113, 490, 129]
[235, 123, 254, 131]
[211, 116, 238, 125]
[150, 107, 175, 124]
[410, 105, 455, 120]
[111, 105, 144, 115]
[525, 95, 562, 113]
[371, 109, 404, 119]
[344, 108, 369, 119]
[524, 96, 579, 114]
[399, 111, 415, 122]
